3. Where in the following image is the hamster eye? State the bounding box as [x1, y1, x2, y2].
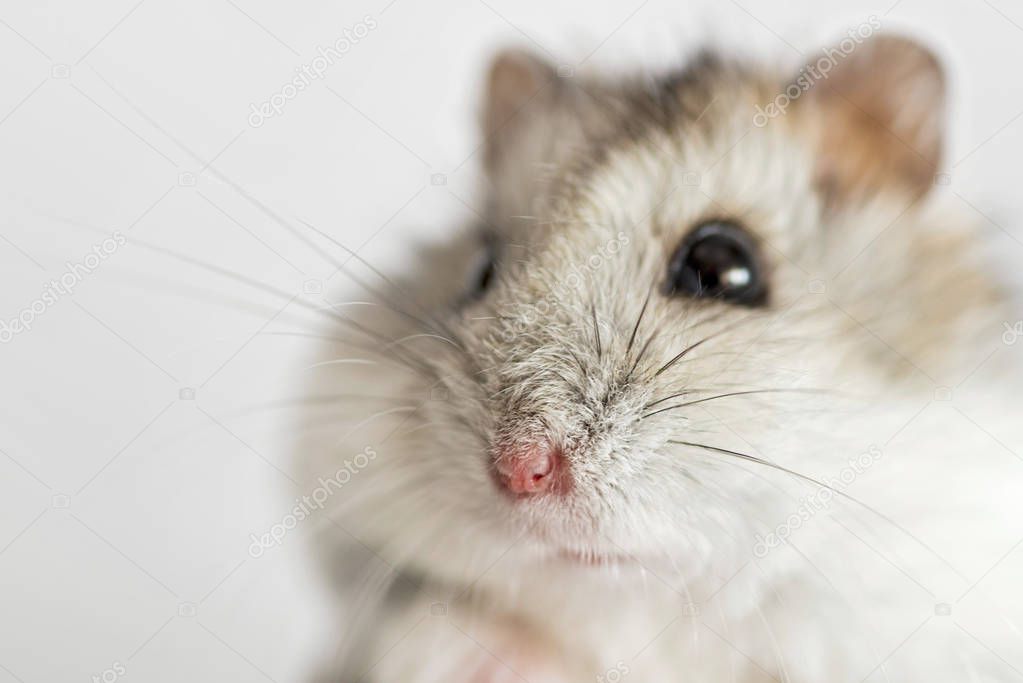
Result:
[665, 220, 766, 306]
[467, 240, 497, 299]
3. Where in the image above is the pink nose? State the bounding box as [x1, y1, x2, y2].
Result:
[494, 440, 564, 495]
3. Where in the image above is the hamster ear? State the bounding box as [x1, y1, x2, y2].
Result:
[483, 50, 556, 132]
[480, 49, 559, 168]
[803, 35, 946, 206]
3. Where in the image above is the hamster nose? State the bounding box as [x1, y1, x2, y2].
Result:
[494, 440, 564, 496]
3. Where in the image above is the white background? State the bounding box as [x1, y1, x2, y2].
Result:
[1, 0, 1021, 681]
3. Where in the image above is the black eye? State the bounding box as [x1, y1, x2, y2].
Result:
[665, 220, 766, 306]
[467, 240, 498, 298]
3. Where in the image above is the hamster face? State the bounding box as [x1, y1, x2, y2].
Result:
[333, 37, 998, 590]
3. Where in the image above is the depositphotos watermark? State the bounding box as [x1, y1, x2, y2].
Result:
[753, 445, 882, 558]
[753, 16, 882, 127]
[248, 15, 378, 127]
[248, 446, 377, 557]
[1, 231, 127, 344]
[1003, 320, 1022, 345]
[596, 661, 630, 683]
[91, 661, 125, 683]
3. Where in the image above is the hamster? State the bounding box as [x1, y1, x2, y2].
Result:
[302, 34, 1023, 682]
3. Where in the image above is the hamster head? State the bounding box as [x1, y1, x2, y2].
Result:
[334, 35, 1000, 589]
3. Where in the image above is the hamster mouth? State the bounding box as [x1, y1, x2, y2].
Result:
[554, 547, 634, 567]
[527, 516, 637, 567]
